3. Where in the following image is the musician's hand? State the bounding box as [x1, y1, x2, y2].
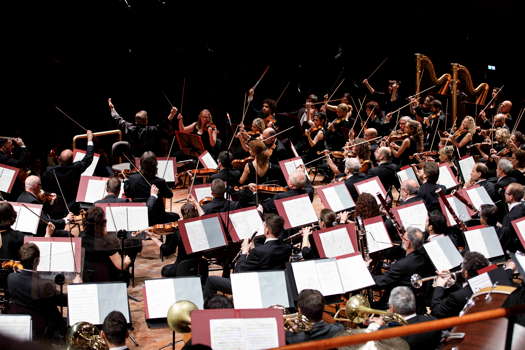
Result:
[504, 260, 517, 272]
[339, 211, 350, 223]
[72, 273, 83, 284]
[365, 258, 373, 267]
[301, 226, 312, 237]
[168, 107, 178, 121]
[241, 238, 252, 254]
[177, 113, 183, 120]
[247, 183, 257, 193]
[108, 98, 115, 109]
[323, 93, 329, 100]
[87, 130, 94, 142]
[65, 212, 75, 224]
[478, 110, 487, 121]
[45, 222, 55, 237]
[248, 88, 255, 97]
[123, 255, 132, 268]
[435, 271, 452, 288]
[362, 78, 369, 85]
[385, 112, 393, 122]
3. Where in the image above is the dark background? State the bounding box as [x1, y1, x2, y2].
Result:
[5, 0, 523, 157]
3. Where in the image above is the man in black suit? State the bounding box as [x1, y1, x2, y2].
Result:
[101, 311, 130, 350]
[368, 286, 441, 350]
[495, 158, 517, 201]
[124, 152, 179, 225]
[431, 252, 490, 319]
[95, 176, 129, 204]
[210, 151, 241, 186]
[285, 289, 344, 344]
[0, 137, 28, 168]
[368, 147, 399, 191]
[465, 162, 499, 202]
[499, 183, 525, 252]
[343, 158, 369, 201]
[7, 243, 70, 339]
[203, 214, 292, 299]
[417, 161, 446, 212]
[0, 202, 31, 260]
[398, 179, 422, 206]
[41, 130, 94, 216]
[202, 179, 242, 214]
[261, 169, 314, 213]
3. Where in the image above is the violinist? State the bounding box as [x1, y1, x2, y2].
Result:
[0, 137, 28, 169]
[423, 99, 445, 148]
[364, 128, 379, 163]
[303, 113, 326, 162]
[236, 117, 266, 153]
[202, 179, 242, 215]
[239, 139, 282, 187]
[94, 176, 129, 204]
[210, 151, 241, 186]
[362, 79, 402, 112]
[325, 103, 351, 151]
[511, 150, 525, 181]
[437, 146, 458, 178]
[368, 147, 399, 192]
[390, 119, 422, 166]
[298, 95, 319, 129]
[343, 158, 369, 201]
[440, 116, 476, 155]
[261, 170, 314, 214]
[363, 101, 390, 136]
[247, 88, 277, 128]
[409, 95, 434, 122]
[261, 127, 292, 163]
[178, 108, 220, 157]
[322, 92, 352, 118]
[464, 163, 498, 202]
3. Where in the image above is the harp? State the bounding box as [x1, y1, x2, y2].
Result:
[451, 63, 490, 126]
[415, 53, 451, 96]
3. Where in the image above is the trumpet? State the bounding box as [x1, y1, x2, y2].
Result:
[410, 271, 460, 289]
[333, 294, 407, 325]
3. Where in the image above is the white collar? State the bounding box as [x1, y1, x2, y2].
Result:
[403, 313, 417, 321]
[264, 237, 278, 244]
[509, 202, 521, 211]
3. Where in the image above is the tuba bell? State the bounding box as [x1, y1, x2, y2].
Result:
[167, 300, 199, 333]
[334, 295, 407, 325]
[66, 321, 108, 350]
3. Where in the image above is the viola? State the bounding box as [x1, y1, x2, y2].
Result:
[199, 196, 213, 206]
[409, 151, 438, 160]
[359, 159, 372, 173]
[232, 156, 254, 169]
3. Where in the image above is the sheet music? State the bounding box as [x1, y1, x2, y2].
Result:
[33, 241, 52, 271]
[11, 204, 41, 234]
[229, 209, 265, 240]
[337, 255, 376, 292]
[50, 242, 77, 272]
[200, 151, 218, 169]
[459, 156, 475, 184]
[105, 206, 127, 232]
[424, 236, 463, 271]
[126, 206, 149, 231]
[464, 227, 504, 259]
[468, 272, 493, 293]
[68, 284, 100, 325]
[397, 167, 418, 184]
[284, 158, 305, 178]
[145, 279, 176, 319]
[319, 227, 355, 258]
[281, 196, 317, 228]
[365, 220, 393, 254]
[322, 184, 355, 211]
[466, 186, 494, 211]
[194, 186, 212, 202]
[355, 178, 384, 204]
[292, 260, 322, 293]
[315, 259, 344, 296]
[157, 159, 176, 182]
[97, 283, 130, 324]
[0, 315, 32, 341]
[231, 272, 262, 308]
[437, 165, 458, 189]
[210, 317, 279, 350]
[84, 178, 106, 203]
[396, 202, 428, 231]
[0, 166, 16, 192]
[73, 152, 99, 177]
[184, 220, 209, 252]
[202, 217, 226, 249]
[443, 197, 471, 225]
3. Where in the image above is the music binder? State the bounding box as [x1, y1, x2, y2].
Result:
[219, 206, 265, 242]
[274, 194, 317, 229]
[392, 200, 428, 231]
[363, 216, 394, 254]
[423, 235, 463, 272]
[67, 282, 130, 326]
[76, 175, 124, 203]
[463, 185, 495, 211]
[354, 176, 388, 204]
[72, 149, 100, 177]
[9, 202, 42, 235]
[459, 155, 475, 184]
[397, 165, 419, 185]
[438, 193, 474, 227]
[175, 131, 205, 157]
[134, 156, 177, 182]
[191, 308, 285, 349]
[231, 270, 292, 309]
[0, 315, 32, 341]
[198, 151, 218, 169]
[312, 223, 358, 258]
[511, 217, 525, 250]
[278, 157, 310, 187]
[24, 237, 82, 273]
[143, 277, 204, 327]
[191, 183, 213, 203]
[0, 163, 20, 193]
[94, 202, 149, 232]
[464, 225, 504, 259]
[178, 213, 228, 253]
[315, 182, 355, 212]
[437, 163, 459, 190]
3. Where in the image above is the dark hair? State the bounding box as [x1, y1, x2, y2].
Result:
[19, 243, 40, 269]
[480, 204, 498, 226]
[181, 202, 199, 219]
[430, 100, 442, 110]
[514, 131, 525, 146]
[506, 183, 524, 202]
[353, 138, 370, 161]
[307, 94, 319, 104]
[423, 161, 440, 184]
[102, 311, 128, 346]
[355, 193, 380, 219]
[265, 214, 284, 237]
[515, 149, 525, 168]
[135, 110, 148, 126]
[297, 289, 325, 322]
[428, 210, 447, 235]
[319, 208, 336, 227]
[140, 151, 158, 178]
[262, 98, 277, 114]
[86, 206, 106, 237]
[473, 163, 488, 179]
[462, 251, 489, 278]
[106, 176, 121, 195]
[204, 295, 234, 309]
[217, 151, 232, 168]
[0, 202, 17, 227]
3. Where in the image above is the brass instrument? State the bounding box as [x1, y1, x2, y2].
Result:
[167, 300, 199, 333]
[415, 53, 451, 96]
[410, 272, 459, 289]
[66, 322, 108, 350]
[333, 295, 407, 325]
[451, 62, 490, 126]
[72, 129, 122, 149]
[283, 312, 313, 333]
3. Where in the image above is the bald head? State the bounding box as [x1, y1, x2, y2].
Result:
[59, 149, 74, 165]
[25, 175, 41, 192]
[494, 113, 506, 127]
[262, 128, 276, 145]
[289, 169, 307, 189]
[499, 100, 512, 114]
[364, 128, 378, 140]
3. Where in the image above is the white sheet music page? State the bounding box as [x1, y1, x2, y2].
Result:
[200, 151, 218, 169]
[0, 166, 16, 192]
[50, 242, 77, 272]
[459, 156, 475, 184]
[32, 241, 52, 271]
[397, 167, 418, 184]
[126, 206, 149, 231]
[396, 202, 428, 231]
[210, 317, 279, 350]
[157, 159, 176, 182]
[337, 255, 376, 292]
[184, 220, 209, 252]
[319, 227, 355, 258]
[437, 165, 458, 189]
[84, 178, 107, 203]
[315, 258, 344, 296]
[105, 206, 127, 232]
[231, 272, 263, 308]
[464, 226, 504, 259]
[97, 283, 130, 324]
[468, 272, 493, 293]
[194, 186, 212, 202]
[68, 284, 100, 325]
[281, 196, 317, 228]
[145, 279, 176, 319]
[73, 151, 99, 177]
[322, 184, 355, 211]
[283, 158, 310, 183]
[11, 203, 42, 234]
[355, 177, 385, 204]
[230, 209, 265, 240]
[365, 220, 393, 254]
[465, 186, 494, 211]
[443, 196, 471, 225]
[292, 260, 322, 293]
[0, 315, 32, 341]
[424, 236, 463, 271]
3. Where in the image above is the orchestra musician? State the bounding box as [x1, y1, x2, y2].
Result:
[343, 157, 369, 201]
[398, 179, 422, 206]
[389, 119, 423, 166]
[178, 108, 220, 157]
[261, 169, 314, 214]
[441, 116, 477, 155]
[247, 88, 278, 128]
[0, 202, 32, 260]
[239, 139, 282, 187]
[368, 147, 399, 192]
[236, 117, 266, 153]
[325, 103, 351, 151]
[0, 137, 28, 169]
[210, 151, 242, 186]
[300, 208, 342, 260]
[303, 113, 326, 162]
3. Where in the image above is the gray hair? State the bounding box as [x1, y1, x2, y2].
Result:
[388, 286, 416, 316]
[290, 170, 307, 188]
[345, 157, 361, 174]
[401, 179, 420, 195]
[406, 227, 424, 250]
[211, 178, 226, 196]
[497, 158, 513, 175]
[376, 147, 392, 162]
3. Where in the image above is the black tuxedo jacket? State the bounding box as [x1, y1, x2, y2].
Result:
[383, 314, 441, 350]
[202, 197, 241, 215]
[286, 321, 344, 344]
[261, 186, 314, 214]
[235, 239, 292, 272]
[418, 182, 447, 212]
[367, 162, 399, 191]
[16, 191, 66, 235]
[398, 195, 424, 207]
[373, 250, 432, 289]
[431, 284, 472, 319]
[0, 226, 30, 260]
[94, 194, 130, 204]
[499, 202, 525, 252]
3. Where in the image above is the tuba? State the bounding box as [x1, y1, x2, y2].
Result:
[66, 322, 108, 350]
[334, 294, 407, 325]
[415, 53, 452, 96]
[167, 300, 199, 333]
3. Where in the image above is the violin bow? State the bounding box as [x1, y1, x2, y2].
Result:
[325, 78, 346, 107]
[55, 106, 88, 132]
[121, 153, 152, 187]
[20, 203, 50, 225]
[260, 125, 295, 142]
[513, 107, 525, 134]
[366, 57, 388, 81]
[52, 169, 71, 213]
[161, 90, 174, 108]
[275, 81, 290, 105]
[162, 80, 186, 180]
[479, 85, 504, 118]
[186, 161, 200, 200]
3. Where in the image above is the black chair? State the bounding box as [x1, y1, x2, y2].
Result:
[111, 141, 132, 174]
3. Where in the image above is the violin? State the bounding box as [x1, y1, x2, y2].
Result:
[360, 159, 372, 173]
[385, 133, 409, 142]
[1, 260, 24, 271]
[265, 115, 276, 126]
[189, 168, 219, 176]
[409, 151, 438, 160]
[199, 196, 213, 206]
[317, 150, 345, 159]
[37, 191, 57, 204]
[232, 156, 254, 169]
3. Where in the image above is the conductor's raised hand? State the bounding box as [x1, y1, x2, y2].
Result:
[108, 98, 115, 109]
[87, 130, 94, 142]
[168, 107, 178, 121]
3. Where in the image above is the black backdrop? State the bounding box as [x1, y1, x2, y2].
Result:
[4, 0, 523, 159]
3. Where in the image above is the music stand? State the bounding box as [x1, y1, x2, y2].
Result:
[175, 131, 205, 158]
